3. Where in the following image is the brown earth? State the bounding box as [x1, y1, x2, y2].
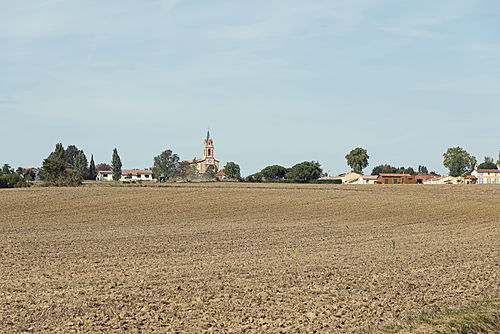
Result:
[0, 183, 499, 333]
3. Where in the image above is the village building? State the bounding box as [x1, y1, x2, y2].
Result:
[319, 172, 361, 184]
[185, 131, 220, 174]
[353, 175, 378, 184]
[376, 173, 416, 184]
[471, 169, 500, 184]
[422, 175, 464, 184]
[96, 169, 153, 181]
[415, 174, 439, 184]
[216, 170, 226, 181]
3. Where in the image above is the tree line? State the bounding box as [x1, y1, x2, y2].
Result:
[343, 146, 500, 177]
[2, 144, 499, 187]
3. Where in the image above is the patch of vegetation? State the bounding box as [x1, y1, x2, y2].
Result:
[374, 298, 500, 334]
[0, 173, 29, 188]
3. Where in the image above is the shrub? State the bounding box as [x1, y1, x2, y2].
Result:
[0, 174, 29, 188]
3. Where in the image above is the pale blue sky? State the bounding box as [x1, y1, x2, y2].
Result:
[1, 0, 499, 176]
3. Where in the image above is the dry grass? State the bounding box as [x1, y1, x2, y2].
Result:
[1, 183, 499, 332]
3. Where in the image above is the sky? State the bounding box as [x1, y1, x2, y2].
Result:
[1, 0, 499, 176]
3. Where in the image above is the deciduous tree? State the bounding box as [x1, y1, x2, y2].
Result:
[287, 161, 322, 182]
[261, 165, 287, 180]
[345, 147, 369, 174]
[223, 162, 241, 179]
[443, 147, 476, 177]
[152, 149, 180, 179]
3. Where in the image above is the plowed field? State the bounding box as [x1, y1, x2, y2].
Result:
[1, 184, 499, 332]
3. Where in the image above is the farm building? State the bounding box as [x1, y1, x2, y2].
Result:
[96, 169, 153, 181]
[471, 169, 500, 184]
[376, 173, 416, 184]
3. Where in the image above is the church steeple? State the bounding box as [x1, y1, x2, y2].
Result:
[203, 130, 214, 159]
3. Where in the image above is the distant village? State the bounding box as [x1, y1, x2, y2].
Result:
[1, 131, 499, 188]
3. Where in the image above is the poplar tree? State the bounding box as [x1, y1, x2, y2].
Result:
[111, 148, 122, 181]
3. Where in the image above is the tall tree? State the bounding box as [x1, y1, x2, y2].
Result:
[497, 151, 500, 168]
[287, 161, 322, 182]
[443, 147, 477, 177]
[418, 165, 429, 175]
[48, 143, 65, 162]
[89, 155, 96, 180]
[223, 162, 241, 179]
[477, 156, 497, 170]
[111, 148, 122, 181]
[152, 149, 180, 179]
[261, 165, 287, 180]
[345, 147, 369, 174]
[73, 152, 84, 181]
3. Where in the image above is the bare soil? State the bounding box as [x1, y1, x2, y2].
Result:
[0, 183, 499, 333]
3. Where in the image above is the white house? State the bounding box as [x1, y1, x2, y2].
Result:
[96, 169, 153, 181]
[423, 176, 463, 184]
[96, 170, 113, 181]
[471, 169, 500, 184]
[352, 175, 378, 184]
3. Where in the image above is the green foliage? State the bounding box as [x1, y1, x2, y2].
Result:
[345, 147, 369, 173]
[111, 148, 122, 181]
[371, 164, 397, 175]
[443, 147, 477, 177]
[223, 162, 241, 179]
[371, 164, 417, 175]
[23, 169, 37, 181]
[477, 157, 497, 170]
[1, 164, 14, 176]
[40, 148, 81, 187]
[178, 160, 199, 181]
[96, 163, 112, 172]
[261, 165, 287, 180]
[204, 165, 216, 180]
[0, 173, 28, 188]
[287, 161, 322, 182]
[244, 172, 263, 182]
[64, 145, 87, 168]
[73, 152, 85, 181]
[418, 165, 429, 175]
[89, 155, 96, 180]
[48, 143, 65, 161]
[152, 149, 180, 179]
[497, 151, 500, 168]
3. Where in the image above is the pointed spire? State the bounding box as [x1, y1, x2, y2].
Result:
[206, 129, 210, 142]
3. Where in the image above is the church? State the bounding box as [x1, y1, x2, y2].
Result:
[185, 131, 220, 174]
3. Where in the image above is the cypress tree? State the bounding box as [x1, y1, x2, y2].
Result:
[111, 148, 122, 181]
[89, 155, 96, 180]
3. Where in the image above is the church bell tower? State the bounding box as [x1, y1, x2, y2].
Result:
[203, 130, 214, 159]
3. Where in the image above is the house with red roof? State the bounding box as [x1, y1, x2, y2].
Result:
[471, 169, 500, 184]
[216, 170, 226, 181]
[376, 173, 416, 184]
